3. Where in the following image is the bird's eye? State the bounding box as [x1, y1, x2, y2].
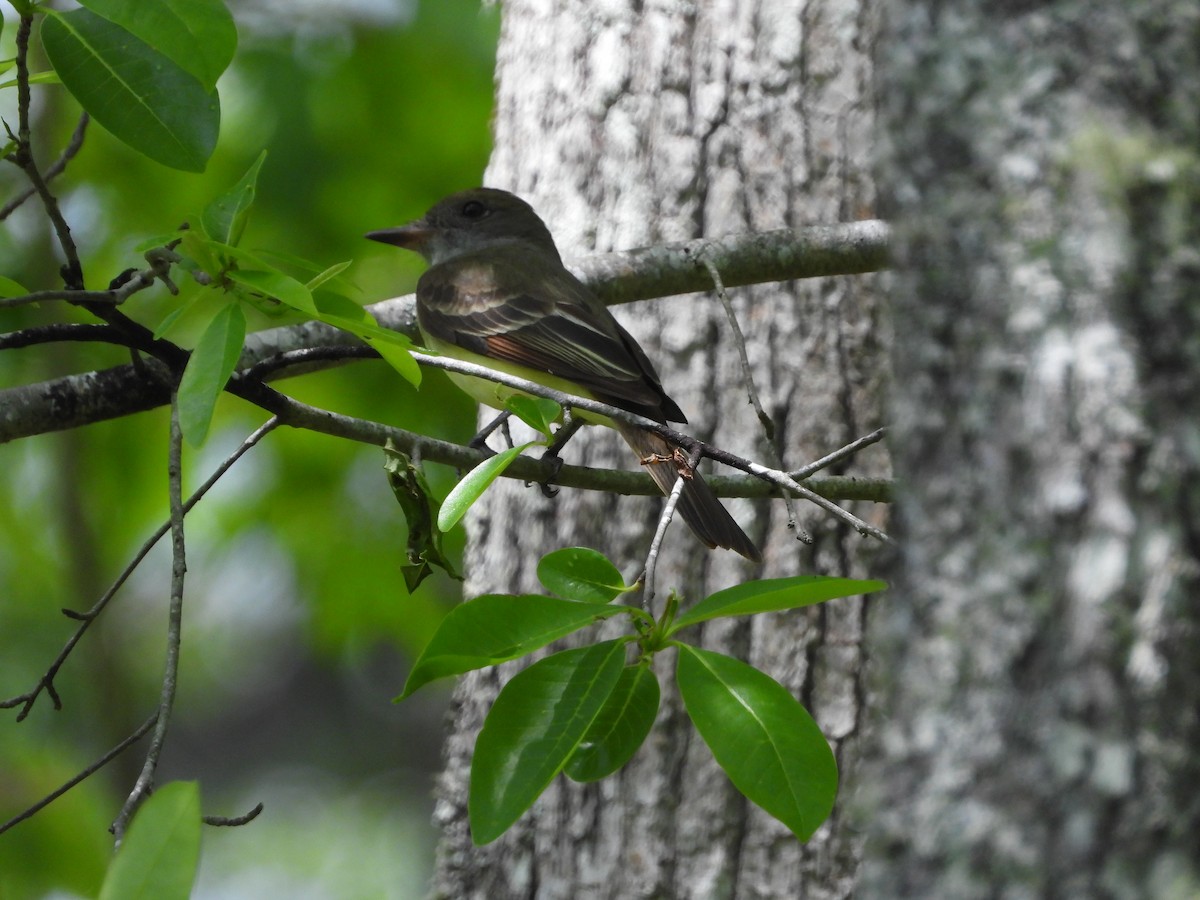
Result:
[461, 200, 488, 219]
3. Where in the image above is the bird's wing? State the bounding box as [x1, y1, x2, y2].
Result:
[417, 251, 685, 422]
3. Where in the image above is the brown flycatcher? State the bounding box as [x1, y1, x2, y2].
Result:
[367, 188, 760, 561]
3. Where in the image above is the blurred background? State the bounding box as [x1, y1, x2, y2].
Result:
[0, 1, 499, 896]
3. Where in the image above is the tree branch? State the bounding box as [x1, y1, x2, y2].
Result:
[699, 247, 808, 540]
[1, 221, 889, 442]
[110, 396, 189, 842]
[259, 386, 892, 502]
[575, 219, 890, 306]
[641, 447, 697, 612]
[0, 714, 157, 837]
[0, 323, 138, 351]
[7, 14, 83, 289]
[0, 113, 88, 222]
[245, 374, 891, 543]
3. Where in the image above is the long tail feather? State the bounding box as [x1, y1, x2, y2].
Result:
[616, 422, 761, 562]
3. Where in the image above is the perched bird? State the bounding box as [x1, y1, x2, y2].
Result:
[367, 188, 760, 561]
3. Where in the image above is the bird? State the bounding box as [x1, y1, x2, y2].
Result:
[366, 187, 760, 561]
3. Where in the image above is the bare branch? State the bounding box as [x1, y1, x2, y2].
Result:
[576, 219, 890, 306]
[0, 221, 890, 441]
[260, 386, 890, 502]
[111, 396, 189, 842]
[0, 714, 157, 837]
[0, 247, 180, 311]
[641, 447, 697, 613]
[0, 323, 138, 351]
[0, 113, 88, 221]
[698, 248, 808, 542]
[406, 351, 890, 539]
[791, 427, 888, 479]
[204, 803, 265, 828]
[8, 14, 83, 288]
[251, 366, 890, 538]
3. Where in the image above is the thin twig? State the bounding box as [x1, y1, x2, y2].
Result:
[2, 418, 279, 719]
[790, 427, 887, 479]
[0, 323, 137, 351]
[0, 714, 157, 837]
[738, 456, 890, 542]
[698, 248, 807, 541]
[471, 409, 514, 451]
[0, 113, 88, 221]
[110, 395, 189, 841]
[0, 261, 176, 310]
[227, 388, 890, 503]
[240, 344, 379, 381]
[9, 14, 83, 288]
[204, 803, 265, 828]
[697, 249, 774, 438]
[641, 449, 695, 613]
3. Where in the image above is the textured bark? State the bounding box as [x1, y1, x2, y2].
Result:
[864, 1, 1200, 897]
[432, 0, 884, 898]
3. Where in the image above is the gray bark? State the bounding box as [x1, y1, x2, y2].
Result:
[864, 1, 1200, 897]
[432, 0, 884, 898]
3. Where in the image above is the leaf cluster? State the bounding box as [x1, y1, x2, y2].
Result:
[157, 152, 422, 444]
[400, 546, 886, 844]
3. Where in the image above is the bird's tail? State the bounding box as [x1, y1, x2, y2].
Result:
[616, 422, 761, 562]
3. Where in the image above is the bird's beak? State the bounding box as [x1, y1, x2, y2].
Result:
[365, 221, 433, 250]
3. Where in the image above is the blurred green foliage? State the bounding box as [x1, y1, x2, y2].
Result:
[0, 2, 499, 896]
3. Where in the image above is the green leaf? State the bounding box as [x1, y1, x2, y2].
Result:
[311, 291, 370, 324]
[227, 269, 317, 316]
[399, 593, 628, 698]
[305, 260, 353, 293]
[537, 547, 629, 603]
[205, 243, 419, 387]
[317, 311, 422, 388]
[437, 442, 535, 532]
[670, 576, 886, 634]
[564, 662, 659, 782]
[676, 645, 837, 842]
[201, 151, 266, 245]
[0, 275, 29, 298]
[178, 300, 245, 445]
[254, 249, 363, 300]
[177, 231, 222, 279]
[470, 640, 627, 844]
[152, 288, 209, 340]
[77, 0, 237, 91]
[504, 395, 561, 438]
[0, 70, 61, 89]
[41, 9, 220, 172]
[98, 781, 201, 900]
[383, 443, 460, 592]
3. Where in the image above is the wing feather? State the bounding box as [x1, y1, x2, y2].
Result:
[417, 250, 685, 422]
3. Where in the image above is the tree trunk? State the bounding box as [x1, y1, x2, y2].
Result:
[864, 1, 1200, 896]
[431, 1, 885, 897]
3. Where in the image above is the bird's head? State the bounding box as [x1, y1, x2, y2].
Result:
[366, 188, 561, 266]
